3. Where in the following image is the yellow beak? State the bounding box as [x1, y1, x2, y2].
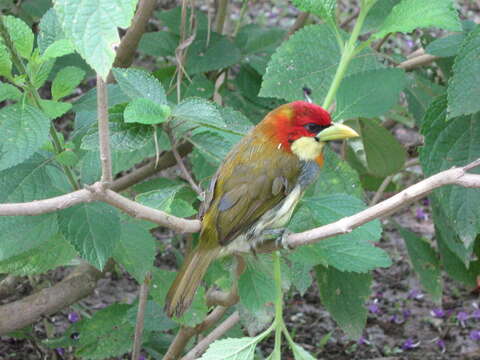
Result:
[316, 123, 359, 142]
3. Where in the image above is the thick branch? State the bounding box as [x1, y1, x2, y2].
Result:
[0, 264, 102, 335]
[97, 75, 113, 183]
[131, 272, 151, 360]
[397, 53, 439, 71]
[284, 160, 480, 248]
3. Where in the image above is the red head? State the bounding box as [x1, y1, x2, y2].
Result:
[260, 101, 332, 152]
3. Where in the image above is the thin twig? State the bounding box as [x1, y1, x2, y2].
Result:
[340, 9, 359, 29]
[374, 33, 391, 52]
[397, 53, 439, 71]
[182, 311, 241, 360]
[287, 11, 309, 37]
[215, 0, 229, 34]
[131, 272, 151, 360]
[96, 75, 113, 184]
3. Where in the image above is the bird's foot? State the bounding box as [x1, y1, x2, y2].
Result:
[265, 228, 293, 250]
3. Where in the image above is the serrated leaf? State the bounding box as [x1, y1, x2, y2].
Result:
[113, 222, 155, 282]
[138, 31, 179, 57]
[125, 301, 176, 332]
[157, 7, 209, 35]
[420, 95, 480, 249]
[396, 224, 442, 302]
[42, 38, 75, 59]
[0, 82, 22, 102]
[185, 74, 215, 99]
[0, 233, 77, 275]
[73, 84, 130, 113]
[112, 67, 167, 105]
[51, 66, 85, 101]
[238, 257, 275, 312]
[291, 0, 335, 22]
[363, 0, 400, 33]
[81, 122, 153, 152]
[284, 260, 313, 295]
[0, 104, 50, 171]
[136, 179, 198, 218]
[354, 118, 406, 177]
[171, 97, 227, 133]
[38, 8, 65, 53]
[54, 0, 137, 78]
[186, 31, 241, 75]
[374, 0, 461, 39]
[124, 98, 171, 125]
[235, 24, 285, 55]
[447, 25, 480, 118]
[59, 202, 121, 269]
[335, 68, 407, 120]
[55, 150, 79, 166]
[3, 15, 34, 59]
[260, 24, 382, 103]
[316, 266, 371, 339]
[425, 33, 465, 58]
[200, 336, 263, 360]
[291, 342, 316, 360]
[0, 41, 12, 78]
[39, 99, 72, 119]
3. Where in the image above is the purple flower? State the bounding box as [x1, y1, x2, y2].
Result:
[436, 339, 446, 353]
[457, 311, 469, 326]
[415, 208, 428, 221]
[430, 308, 446, 318]
[470, 330, 480, 341]
[56, 348, 65, 356]
[139, 356, 146, 360]
[358, 336, 370, 345]
[368, 299, 380, 314]
[403, 309, 412, 320]
[422, 198, 430, 206]
[68, 311, 80, 323]
[408, 289, 424, 300]
[402, 338, 420, 350]
[472, 309, 480, 319]
[406, 39, 415, 49]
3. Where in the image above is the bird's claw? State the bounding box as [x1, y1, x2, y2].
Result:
[274, 229, 294, 251]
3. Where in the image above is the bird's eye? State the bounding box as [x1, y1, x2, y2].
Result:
[304, 123, 330, 134]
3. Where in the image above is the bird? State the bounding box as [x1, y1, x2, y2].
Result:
[165, 100, 359, 317]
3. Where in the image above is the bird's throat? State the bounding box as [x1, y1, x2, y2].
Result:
[290, 136, 325, 162]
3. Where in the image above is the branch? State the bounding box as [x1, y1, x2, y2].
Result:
[97, 75, 113, 183]
[182, 311, 241, 360]
[287, 11, 309, 37]
[397, 53, 439, 71]
[214, 0, 229, 34]
[131, 272, 151, 360]
[113, 0, 156, 69]
[0, 263, 102, 335]
[284, 160, 480, 248]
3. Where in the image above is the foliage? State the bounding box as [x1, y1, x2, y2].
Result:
[0, 0, 478, 359]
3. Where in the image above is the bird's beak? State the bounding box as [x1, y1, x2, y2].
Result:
[315, 123, 359, 142]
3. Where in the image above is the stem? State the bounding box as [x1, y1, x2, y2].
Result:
[0, 16, 80, 190]
[272, 251, 283, 359]
[215, 0, 229, 34]
[322, 4, 371, 110]
[131, 272, 151, 360]
[96, 75, 113, 184]
[232, 0, 249, 37]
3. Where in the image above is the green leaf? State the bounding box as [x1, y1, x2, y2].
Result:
[238, 256, 275, 312]
[150, 268, 208, 326]
[3, 15, 34, 59]
[404, 74, 445, 126]
[73, 84, 130, 113]
[447, 25, 480, 118]
[138, 31, 179, 57]
[113, 222, 155, 283]
[363, 0, 400, 33]
[420, 95, 480, 249]
[425, 33, 466, 57]
[186, 31, 241, 75]
[290, 342, 316, 360]
[171, 97, 226, 133]
[0, 40, 12, 78]
[0, 233, 76, 275]
[284, 259, 313, 295]
[374, 0, 461, 39]
[39, 99, 72, 119]
[0, 82, 22, 102]
[157, 7, 209, 35]
[55, 150, 79, 166]
[260, 24, 382, 103]
[355, 118, 406, 177]
[54, 0, 137, 78]
[29, 57, 55, 89]
[235, 24, 285, 55]
[396, 225, 442, 302]
[291, 0, 335, 22]
[112, 67, 167, 105]
[124, 98, 171, 125]
[0, 104, 50, 171]
[316, 266, 371, 339]
[81, 122, 153, 152]
[38, 8, 65, 53]
[136, 178, 198, 218]
[51, 66, 85, 101]
[59, 202, 121, 269]
[200, 336, 264, 360]
[125, 301, 176, 332]
[42, 38, 76, 59]
[335, 68, 407, 120]
[185, 74, 215, 99]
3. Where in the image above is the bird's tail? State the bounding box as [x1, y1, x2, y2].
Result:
[165, 246, 219, 318]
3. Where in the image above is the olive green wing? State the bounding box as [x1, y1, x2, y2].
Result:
[204, 135, 301, 246]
